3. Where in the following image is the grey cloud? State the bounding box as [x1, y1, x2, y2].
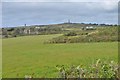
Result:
[2, 0, 119, 2]
[2, 2, 118, 27]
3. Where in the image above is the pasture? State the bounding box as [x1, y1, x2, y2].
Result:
[2, 34, 118, 78]
[0, 39, 2, 78]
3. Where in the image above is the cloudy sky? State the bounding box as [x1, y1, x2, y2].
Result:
[2, 0, 119, 27]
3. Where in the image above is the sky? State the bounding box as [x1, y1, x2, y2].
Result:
[1, 0, 119, 27]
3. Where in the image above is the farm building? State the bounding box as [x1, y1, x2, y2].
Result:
[82, 26, 96, 30]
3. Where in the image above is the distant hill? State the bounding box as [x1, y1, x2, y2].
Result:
[26, 23, 98, 28]
[1, 22, 118, 38]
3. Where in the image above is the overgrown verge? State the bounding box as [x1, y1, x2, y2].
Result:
[56, 59, 119, 78]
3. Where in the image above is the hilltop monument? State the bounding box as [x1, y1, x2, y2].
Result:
[24, 24, 26, 27]
[68, 19, 71, 23]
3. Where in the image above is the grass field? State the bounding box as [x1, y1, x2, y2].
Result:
[2, 34, 118, 78]
[0, 39, 2, 78]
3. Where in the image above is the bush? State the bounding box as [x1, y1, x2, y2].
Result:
[64, 32, 77, 36]
[56, 59, 119, 78]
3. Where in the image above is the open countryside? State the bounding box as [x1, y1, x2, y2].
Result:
[2, 23, 119, 78]
[2, 2, 119, 78]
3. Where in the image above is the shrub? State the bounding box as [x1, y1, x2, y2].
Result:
[56, 59, 119, 78]
[64, 32, 77, 36]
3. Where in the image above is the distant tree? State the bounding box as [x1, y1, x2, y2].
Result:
[14, 28, 20, 35]
[11, 34, 17, 37]
[2, 28, 7, 35]
[7, 28, 14, 31]
[64, 32, 77, 36]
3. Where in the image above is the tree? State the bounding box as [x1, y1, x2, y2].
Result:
[64, 32, 77, 36]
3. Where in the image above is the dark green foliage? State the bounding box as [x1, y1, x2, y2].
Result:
[2, 26, 63, 38]
[11, 34, 17, 37]
[64, 32, 77, 36]
[7, 28, 14, 31]
[47, 36, 68, 43]
[38, 27, 62, 35]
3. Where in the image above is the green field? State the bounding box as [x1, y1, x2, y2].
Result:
[0, 39, 2, 78]
[2, 34, 118, 78]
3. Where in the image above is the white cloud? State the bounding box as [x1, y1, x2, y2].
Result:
[85, 2, 118, 12]
[102, 1, 118, 11]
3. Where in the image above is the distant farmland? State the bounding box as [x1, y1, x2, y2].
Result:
[2, 34, 118, 78]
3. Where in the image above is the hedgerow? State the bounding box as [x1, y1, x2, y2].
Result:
[47, 27, 118, 43]
[56, 59, 119, 78]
